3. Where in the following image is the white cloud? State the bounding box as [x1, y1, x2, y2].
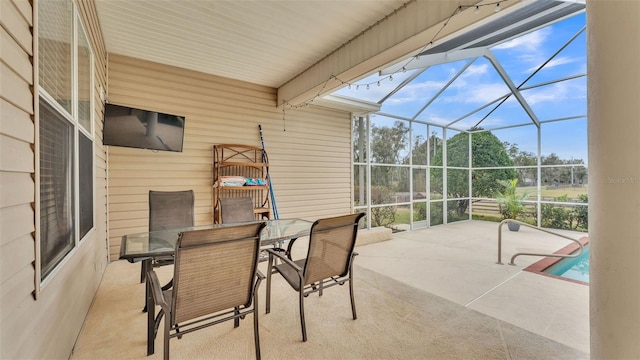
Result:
[522, 80, 586, 105]
[460, 63, 489, 77]
[422, 114, 451, 126]
[464, 115, 507, 128]
[383, 80, 446, 105]
[394, 78, 509, 106]
[525, 56, 579, 74]
[493, 27, 552, 52]
[456, 83, 510, 104]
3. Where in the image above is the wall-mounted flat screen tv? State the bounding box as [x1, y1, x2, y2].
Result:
[103, 103, 185, 152]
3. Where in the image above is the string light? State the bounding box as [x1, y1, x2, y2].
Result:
[282, 0, 508, 111]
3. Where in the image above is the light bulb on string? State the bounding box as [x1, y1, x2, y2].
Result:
[348, 84, 352, 89]
[389, 75, 393, 81]
[366, 84, 370, 90]
[495, 3, 501, 12]
[377, 81, 381, 87]
[356, 85, 359, 90]
[474, 5, 480, 14]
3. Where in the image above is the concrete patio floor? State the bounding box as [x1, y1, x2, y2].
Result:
[72, 219, 589, 359]
[355, 220, 589, 354]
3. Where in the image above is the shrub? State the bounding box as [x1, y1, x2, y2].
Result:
[541, 194, 588, 231]
[370, 186, 396, 227]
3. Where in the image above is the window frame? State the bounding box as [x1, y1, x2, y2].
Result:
[35, 0, 95, 296]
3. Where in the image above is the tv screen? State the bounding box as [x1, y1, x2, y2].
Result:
[103, 103, 185, 152]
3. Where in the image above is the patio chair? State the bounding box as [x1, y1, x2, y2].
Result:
[148, 222, 266, 360]
[220, 197, 255, 223]
[138, 190, 195, 283]
[265, 212, 365, 342]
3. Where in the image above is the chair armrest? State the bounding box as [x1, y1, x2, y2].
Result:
[147, 270, 169, 309]
[266, 248, 303, 272]
[285, 238, 300, 260]
[253, 269, 266, 295]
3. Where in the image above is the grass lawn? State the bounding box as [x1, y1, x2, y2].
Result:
[520, 185, 588, 201]
[381, 184, 588, 229]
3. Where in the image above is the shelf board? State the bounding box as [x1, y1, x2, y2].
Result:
[216, 185, 269, 190]
[216, 161, 268, 167]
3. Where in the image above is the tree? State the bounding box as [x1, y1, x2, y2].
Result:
[370, 186, 396, 227]
[412, 132, 442, 194]
[370, 121, 409, 189]
[541, 153, 587, 187]
[470, 131, 517, 197]
[412, 134, 427, 165]
[503, 142, 536, 185]
[432, 130, 517, 215]
[370, 121, 409, 164]
[439, 131, 469, 216]
[503, 144, 589, 188]
[353, 116, 367, 163]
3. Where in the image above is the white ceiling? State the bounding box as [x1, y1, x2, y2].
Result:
[95, 0, 407, 89]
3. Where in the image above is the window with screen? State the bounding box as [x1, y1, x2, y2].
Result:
[38, 0, 94, 282]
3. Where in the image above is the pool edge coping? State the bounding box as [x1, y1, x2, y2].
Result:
[523, 236, 589, 286]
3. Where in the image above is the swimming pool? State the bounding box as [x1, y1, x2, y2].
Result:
[544, 246, 590, 283]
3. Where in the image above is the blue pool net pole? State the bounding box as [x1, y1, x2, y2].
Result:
[258, 124, 279, 219]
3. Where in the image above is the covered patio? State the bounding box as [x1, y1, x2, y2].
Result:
[2, 1, 639, 359]
[72, 220, 588, 359]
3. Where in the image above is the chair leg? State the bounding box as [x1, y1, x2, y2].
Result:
[266, 255, 273, 314]
[140, 261, 148, 283]
[163, 314, 171, 360]
[143, 259, 153, 313]
[253, 294, 261, 360]
[234, 307, 240, 328]
[299, 290, 307, 342]
[349, 271, 357, 320]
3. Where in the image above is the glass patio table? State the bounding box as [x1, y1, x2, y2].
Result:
[120, 218, 313, 261]
[119, 218, 313, 356]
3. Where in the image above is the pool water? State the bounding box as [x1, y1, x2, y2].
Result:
[544, 246, 590, 283]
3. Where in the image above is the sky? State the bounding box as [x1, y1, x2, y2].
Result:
[333, 12, 588, 164]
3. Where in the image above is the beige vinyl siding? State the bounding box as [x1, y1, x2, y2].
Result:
[0, 0, 109, 358]
[107, 54, 353, 259]
[0, 0, 37, 357]
[265, 107, 353, 217]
